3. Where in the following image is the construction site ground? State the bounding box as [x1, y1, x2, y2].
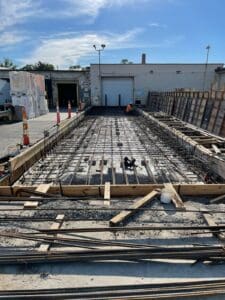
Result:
[0, 193, 225, 300]
[1, 106, 225, 299]
[0, 111, 70, 158]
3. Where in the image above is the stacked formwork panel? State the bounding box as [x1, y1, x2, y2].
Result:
[147, 91, 225, 137]
[9, 71, 48, 119]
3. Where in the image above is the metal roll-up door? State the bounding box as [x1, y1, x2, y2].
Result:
[102, 78, 133, 106]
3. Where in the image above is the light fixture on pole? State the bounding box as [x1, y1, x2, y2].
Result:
[93, 44, 106, 104]
[203, 45, 211, 91]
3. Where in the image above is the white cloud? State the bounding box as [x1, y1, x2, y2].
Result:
[0, 31, 27, 47]
[148, 23, 167, 28]
[63, 0, 147, 17]
[22, 29, 142, 67]
[0, 0, 39, 31]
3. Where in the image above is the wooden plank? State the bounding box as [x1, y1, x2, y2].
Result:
[202, 211, 225, 241]
[23, 201, 39, 209]
[38, 214, 65, 252]
[104, 182, 110, 206]
[194, 138, 218, 145]
[201, 99, 213, 130]
[24, 184, 51, 209]
[188, 98, 196, 124]
[196, 98, 207, 127]
[210, 194, 225, 204]
[35, 184, 52, 194]
[207, 100, 221, 133]
[164, 183, 185, 211]
[104, 182, 110, 200]
[109, 190, 160, 226]
[192, 97, 202, 125]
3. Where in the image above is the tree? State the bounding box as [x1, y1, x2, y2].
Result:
[0, 58, 17, 69]
[120, 59, 133, 64]
[21, 61, 55, 71]
[69, 65, 81, 70]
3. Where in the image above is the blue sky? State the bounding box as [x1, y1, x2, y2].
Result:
[0, 0, 224, 68]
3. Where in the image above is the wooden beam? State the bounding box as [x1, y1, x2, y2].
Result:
[109, 190, 160, 227]
[164, 183, 186, 211]
[202, 211, 225, 241]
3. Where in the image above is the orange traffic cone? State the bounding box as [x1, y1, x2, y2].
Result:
[68, 100, 72, 119]
[56, 105, 60, 124]
[22, 107, 30, 146]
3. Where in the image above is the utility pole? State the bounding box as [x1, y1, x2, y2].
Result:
[203, 45, 211, 91]
[93, 44, 106, 105]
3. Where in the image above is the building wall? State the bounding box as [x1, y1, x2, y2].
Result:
[90, 64, 223, 106]
[0, 70, 91, 108]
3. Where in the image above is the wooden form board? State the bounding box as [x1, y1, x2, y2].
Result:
[196, 99, 207, 128]
[183, 98, 192, 122]
[220, 116, 225, 137]
[180, 98, 188, 121]
[109, 190, 160, 226]
[213, 99, 225, 135]
[201, 99, 214, 130]
[174, 97, 181, 117]
[168, 97, 174, 115]
[192, 98, 202, 126]
[188, 99, 196, 123]
[178, 98, 186, 119]
[1, 184, 225, 197]
[207, 99, 221, 132]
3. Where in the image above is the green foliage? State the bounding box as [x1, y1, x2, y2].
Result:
[21, 61, 55, 71]
[120, 59, 133, 64]
[69, 65, 81, 70]
[0, 58, 17, 69]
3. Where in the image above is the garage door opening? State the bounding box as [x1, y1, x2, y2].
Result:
[57, 83, 77, 108]
[102, 78, 134, 106]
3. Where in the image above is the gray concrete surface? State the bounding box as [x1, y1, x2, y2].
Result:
[0, 112, 73, 158]
[0, 198, 225, 300]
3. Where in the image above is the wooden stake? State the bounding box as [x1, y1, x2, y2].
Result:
[164, 183, 186, 211]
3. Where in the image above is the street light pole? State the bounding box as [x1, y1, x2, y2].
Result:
[93, 44, 106, 105]
[203, 45, 211, 91]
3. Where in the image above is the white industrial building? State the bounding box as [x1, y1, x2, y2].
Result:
[0, 60, 224, 109]
[90, 62, 223, 106]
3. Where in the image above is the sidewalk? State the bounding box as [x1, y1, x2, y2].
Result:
[0, 112, 73, 158]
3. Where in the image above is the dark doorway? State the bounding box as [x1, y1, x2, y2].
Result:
[57, 83, 77, 108]
[45, 79, 53, 108]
